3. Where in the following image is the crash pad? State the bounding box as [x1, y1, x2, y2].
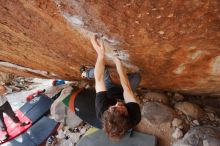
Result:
[0, 94, 53, 144]
[20, 94, 53, 123]
[0, 110, 32, 144]
[2, 116, 59, 146]
[77, 128, 157, 146]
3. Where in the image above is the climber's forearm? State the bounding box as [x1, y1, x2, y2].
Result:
[94, 56, 106, 92]
[115, 60, 136, 103]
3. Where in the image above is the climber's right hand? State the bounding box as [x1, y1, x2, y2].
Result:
[90, 35, 105, 58]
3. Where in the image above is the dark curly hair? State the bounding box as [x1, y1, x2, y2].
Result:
[102, 106, 131, 140]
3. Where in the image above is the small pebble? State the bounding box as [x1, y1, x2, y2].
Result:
[193, 120, 200, 126]
[172, 128, 183, 139]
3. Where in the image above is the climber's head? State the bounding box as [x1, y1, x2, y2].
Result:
[102, 101, 131, 140]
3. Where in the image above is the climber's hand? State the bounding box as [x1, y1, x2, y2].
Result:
[112, 56, 121, 65]
[91, 35, 105, 58]
[112, 50, 121, 65]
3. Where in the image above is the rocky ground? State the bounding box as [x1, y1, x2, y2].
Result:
[2, 76, 220, 146]
[137, 89, 220, 146]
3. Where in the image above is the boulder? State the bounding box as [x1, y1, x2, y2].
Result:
[173, 126, 220, 146]
[175, 102, 204, 119]
[0, 1, 220, 95]
[142, 102, 175, 125]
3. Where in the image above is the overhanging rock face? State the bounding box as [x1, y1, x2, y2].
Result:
[0, 0, 220, 94]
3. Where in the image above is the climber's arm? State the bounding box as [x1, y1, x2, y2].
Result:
[113, 57, 137, 103]
[91, 36, 107, 92]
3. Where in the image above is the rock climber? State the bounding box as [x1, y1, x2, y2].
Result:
[51, 35, 141, 140]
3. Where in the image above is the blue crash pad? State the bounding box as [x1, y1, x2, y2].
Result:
[19, 94, 53, 123]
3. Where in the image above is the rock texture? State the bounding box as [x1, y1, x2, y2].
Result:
[0, 72, 15, 84]
[172, 118, 183, 128]
[0, 0, 220, 94]
[175, 102, 204, 119]
[172, 128, 183, 139]
[142, 102, 175, 125]
[143, 92, 169, 104]
[173, 126, 220, 146]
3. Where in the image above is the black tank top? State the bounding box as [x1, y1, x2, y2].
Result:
[74, 88, 102, 128]
[74, 87, 141, 129]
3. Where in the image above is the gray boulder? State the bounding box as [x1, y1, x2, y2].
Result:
[142, 102, 175, 125]
[173, 126, 220, 146]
